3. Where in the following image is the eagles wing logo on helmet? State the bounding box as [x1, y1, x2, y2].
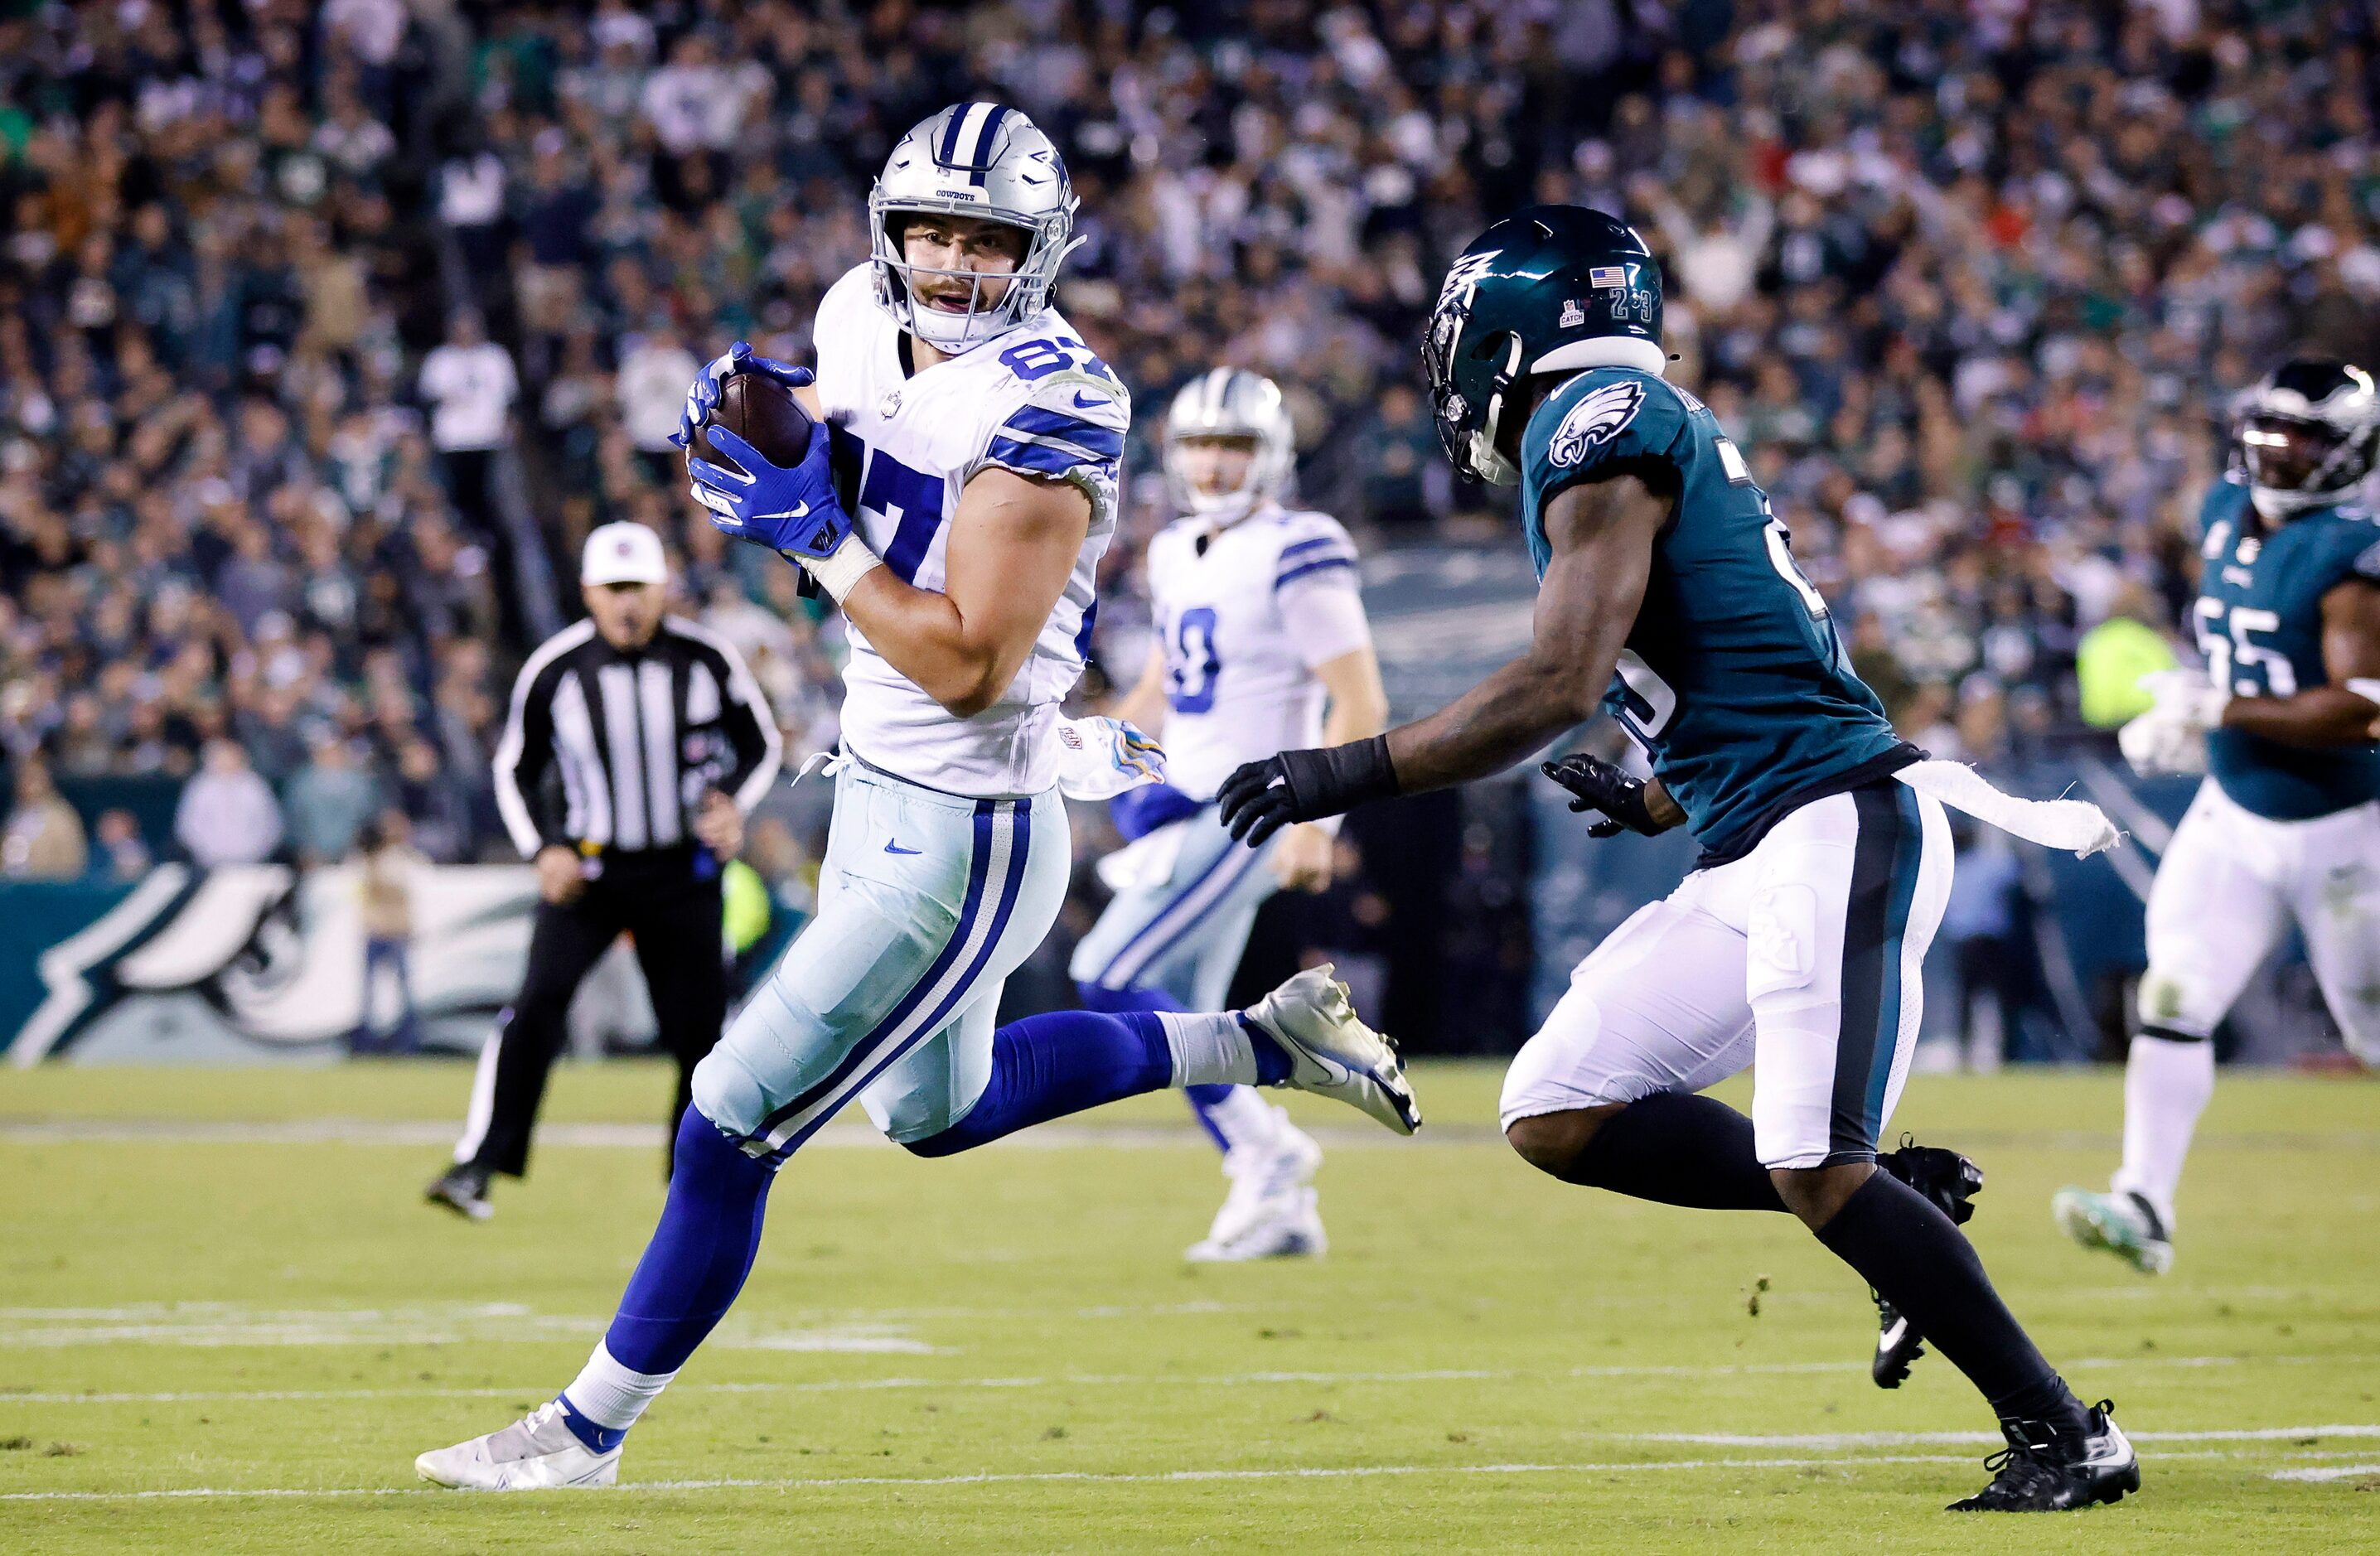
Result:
[1547, 381, 1647, 468]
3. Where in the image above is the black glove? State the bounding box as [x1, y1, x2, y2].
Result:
[1541, 751, 1664, 838]
[1217, 736, 1397, 846]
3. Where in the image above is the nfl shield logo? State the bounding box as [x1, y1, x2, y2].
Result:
[1560, 299, 1585, 327]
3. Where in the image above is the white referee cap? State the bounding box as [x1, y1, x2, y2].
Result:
[581, 522, 668, 586]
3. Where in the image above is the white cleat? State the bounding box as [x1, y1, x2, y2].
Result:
[1189, 1185, 1327, 1262]
[415, 1399, 622, 1491]
[1188, 1117, 1326, 1261]
[1242, 964, 1421, 1135]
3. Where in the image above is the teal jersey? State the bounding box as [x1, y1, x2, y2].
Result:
[2194, 475, 2380, 820]
[1519, 367, 1913, 861]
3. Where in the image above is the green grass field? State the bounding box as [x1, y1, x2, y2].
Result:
[2, 1060, 2374, 1553]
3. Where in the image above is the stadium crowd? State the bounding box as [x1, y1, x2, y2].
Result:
[1, 0, 2377, 880]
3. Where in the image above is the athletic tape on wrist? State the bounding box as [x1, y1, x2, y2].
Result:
[798, 533, 883, 604]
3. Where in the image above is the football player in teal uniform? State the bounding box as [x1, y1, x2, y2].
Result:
[2058, 360, 2380, 1276]
[1219, 207, 2138, 1512]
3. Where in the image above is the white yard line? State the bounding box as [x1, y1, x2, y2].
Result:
[1618, 1424, 2380, 1448]
[2271, 1463, 2380, 1482]
[8, 1356, 2371, 1406]
[0, 1448, 2292, 1504]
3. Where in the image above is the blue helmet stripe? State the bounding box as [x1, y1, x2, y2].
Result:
[936, 104, 974, 167]
[968, 104, 1010, 186]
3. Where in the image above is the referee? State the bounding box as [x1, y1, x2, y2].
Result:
[428, 523, 781, 1219]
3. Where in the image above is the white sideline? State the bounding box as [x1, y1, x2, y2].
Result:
[0, 1448, 2294, 1504]
[11, 1354, 2364, 1406]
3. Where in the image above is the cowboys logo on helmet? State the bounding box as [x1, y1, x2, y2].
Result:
[870, 103, 1082, 350]
[2232, 358, 2380, 521]
[1162, 368, 1297, 522]
[1421, 205, 1666, 486]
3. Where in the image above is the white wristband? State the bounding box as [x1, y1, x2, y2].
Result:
[796, 532, 883, 605]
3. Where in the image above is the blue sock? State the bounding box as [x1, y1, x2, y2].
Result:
[554, 1394, 627, 1454]
[904, 1009, 1175, 1157]
[600, 1108, 776, 1377]
[1183, 1083, 1239, 1149]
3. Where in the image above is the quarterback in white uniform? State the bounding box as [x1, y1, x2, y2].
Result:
[1073, 368, 1388, 1260]
[415, 104, 1419, 1492]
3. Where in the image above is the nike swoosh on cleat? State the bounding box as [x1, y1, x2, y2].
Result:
[883, 840, 923, 855]
[1880, 1318, 1909, 1348]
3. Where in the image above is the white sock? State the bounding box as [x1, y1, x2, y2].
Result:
[2110, 1032, 2215, 1232]
[1160, 1010, 1260, 1086]
[562, 1341, 677, 1433]
[1195, 1085, 1281, 1156]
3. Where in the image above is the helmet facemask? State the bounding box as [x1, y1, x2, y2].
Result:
[2241, 413, 2378, 519]
[2235, 360, 2380, 520]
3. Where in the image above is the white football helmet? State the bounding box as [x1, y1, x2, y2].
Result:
[1163, 367, 1296, 523]
[869, 103, 1080, 351]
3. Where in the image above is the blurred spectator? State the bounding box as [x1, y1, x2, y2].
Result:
[617, 319, 700, 486]
[3, 756, 87, 880]
[418, 312, 517, 535]
[352, 810, 426, 1054]
[92, 808, 153, 884]
[285, 735, 380, 863]
[176, 739, 284, 868]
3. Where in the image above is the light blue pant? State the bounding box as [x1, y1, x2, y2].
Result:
[691, 763, 1070, 1161]
[1069, 805, 1281, 1011]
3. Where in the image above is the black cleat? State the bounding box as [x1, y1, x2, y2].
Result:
[1867, 1136, 1986, 1388]
[1948, 1399, 2141, 1512]
[426, 1164, 492, 1221]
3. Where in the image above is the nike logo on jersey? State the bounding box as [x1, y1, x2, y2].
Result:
[883, 839, 923, 855]
[1072, 390, 1109, 410]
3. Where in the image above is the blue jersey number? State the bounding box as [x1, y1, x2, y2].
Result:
[1168, 606, 1221, 713]
[855, 447, 947, 584]
[999, 336, 1119, 383]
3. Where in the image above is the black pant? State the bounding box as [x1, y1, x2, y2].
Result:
[460, 850, 725, 1179]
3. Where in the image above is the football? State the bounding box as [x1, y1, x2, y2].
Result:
[697, 369, 815, 475]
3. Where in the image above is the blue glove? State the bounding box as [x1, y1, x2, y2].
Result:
[687, 424, 855, 561]
[670, 341, 815, 452]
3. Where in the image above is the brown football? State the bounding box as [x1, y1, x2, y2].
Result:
[696, 370, 815, 475]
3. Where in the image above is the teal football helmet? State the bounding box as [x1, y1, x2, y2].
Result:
[1421, 205, 1666, 486]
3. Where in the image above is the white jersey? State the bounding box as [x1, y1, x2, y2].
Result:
[810, 263, 1128, 795]
[1144, 502, 1372, 800]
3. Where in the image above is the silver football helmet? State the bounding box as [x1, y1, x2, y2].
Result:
[1163, 368, 1296, 522]
[869, 103, 1080, 352]
[2234, 358, 2380, 520]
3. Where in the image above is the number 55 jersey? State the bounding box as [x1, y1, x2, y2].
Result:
[1517, 366, 1915, 865]
[810, 262, 1132, 796]
[2193, 471, 2380, 819]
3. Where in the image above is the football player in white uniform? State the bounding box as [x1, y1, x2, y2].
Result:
[415, 104, 1419, 1492]
[1074, 369, 1389, 1261]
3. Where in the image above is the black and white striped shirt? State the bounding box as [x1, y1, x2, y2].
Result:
[492, 616, 781, 858]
